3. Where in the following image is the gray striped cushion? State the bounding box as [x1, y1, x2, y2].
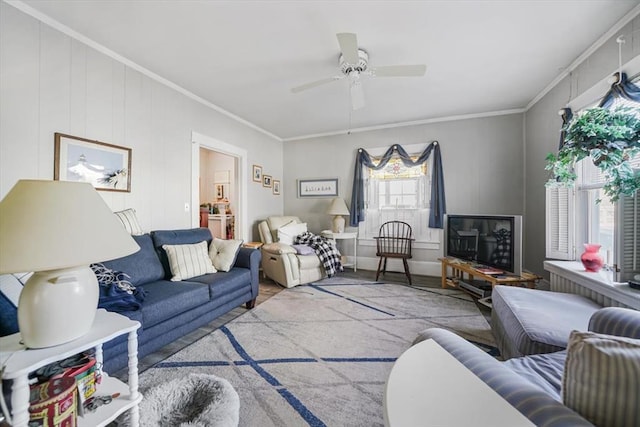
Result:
[114, 208, 143, 235]
[563, 330, 640, 426]
[163, 241, 216, 281]
[588, 307, 640, 339]
[415, 328, 593, 426]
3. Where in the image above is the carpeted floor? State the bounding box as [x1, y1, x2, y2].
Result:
[129, 278, 496, 426]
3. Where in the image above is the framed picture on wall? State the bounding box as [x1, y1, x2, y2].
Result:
[273, 180, 280, 195]
[54, 132, 132, 192]
[263, 175, 272, 188]
[298, 178, 338, 198]
[252, 165, 262, 182]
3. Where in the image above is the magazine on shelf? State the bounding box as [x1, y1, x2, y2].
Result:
[474, 266, 504, 275]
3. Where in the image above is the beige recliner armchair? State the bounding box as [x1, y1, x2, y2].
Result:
[258, 216, 325, 288]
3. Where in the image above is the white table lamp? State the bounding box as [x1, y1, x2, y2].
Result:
[0, 180, 140, 348]
[327, 198, 350, 234]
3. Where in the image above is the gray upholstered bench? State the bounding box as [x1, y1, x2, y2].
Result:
[491, 285, 602, 360]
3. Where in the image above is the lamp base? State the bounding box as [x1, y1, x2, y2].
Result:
[18, 266, 99, 348]
[332, 215, 346, 234]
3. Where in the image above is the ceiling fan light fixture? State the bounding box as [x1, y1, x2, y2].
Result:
[340, 49, 369, 75]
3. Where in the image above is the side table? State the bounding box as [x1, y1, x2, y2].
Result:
[0, 309, 142, 427]
[321, 230, 358, 271]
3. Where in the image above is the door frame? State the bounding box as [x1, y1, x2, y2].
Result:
[191, 131, 248, 241]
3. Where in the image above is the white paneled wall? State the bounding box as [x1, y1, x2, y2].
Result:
[0, 3, 283, 239]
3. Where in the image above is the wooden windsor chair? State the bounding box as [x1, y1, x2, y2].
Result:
[374, 221, 414, 285]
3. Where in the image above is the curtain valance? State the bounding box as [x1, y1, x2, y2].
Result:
[349, 142, 446, 229]
[599, 72, 640, 108]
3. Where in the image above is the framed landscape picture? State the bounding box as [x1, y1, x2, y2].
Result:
[298, 178, 338, 198]
[54, 133, 131, 192]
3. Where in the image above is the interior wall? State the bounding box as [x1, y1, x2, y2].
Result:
[283, 113, 524, 271]
[0, 2, 283, 240]
[524, 15, 640, 278]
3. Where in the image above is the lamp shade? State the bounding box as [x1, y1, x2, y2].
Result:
[327, 198, 350, 216]
[0, 180, 140, 273]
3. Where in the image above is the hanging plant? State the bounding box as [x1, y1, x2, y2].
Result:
[546, 106, 640, 202]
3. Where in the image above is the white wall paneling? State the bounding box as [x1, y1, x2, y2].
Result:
[0, 2, 283, 240]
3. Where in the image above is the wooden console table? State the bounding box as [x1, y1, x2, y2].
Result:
[439, 257, 540, 289]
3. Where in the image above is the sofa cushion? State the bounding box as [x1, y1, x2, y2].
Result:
[102, 234, 165, 286]
[503, 350, 567, 400]
[152, 228, 213, 279]
[298, 253, 322, 269]
[138, 280, 210, 328]
[163, 241, 216, 281]
[114, 208, 143, 235]
[209, 238, 242, 272]
[188, 269, 251, 300]
[492, 285, 601, 358]
[563, 330, 640, 427]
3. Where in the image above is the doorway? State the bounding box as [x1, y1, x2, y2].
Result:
[191, 131, 248, 241]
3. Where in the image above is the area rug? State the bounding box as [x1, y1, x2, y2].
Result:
[134, 280, 496, 426]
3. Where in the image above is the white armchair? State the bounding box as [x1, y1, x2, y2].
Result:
[258, 216, 325, 288]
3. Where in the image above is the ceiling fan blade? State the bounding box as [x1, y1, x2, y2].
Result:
[371, 64, 427, 77]
[291, 76, 342, 93]
[336, 33, 359, 65]
[350, 81, 365, 110]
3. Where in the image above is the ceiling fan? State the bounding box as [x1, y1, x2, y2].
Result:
[291, 33, 427, 110]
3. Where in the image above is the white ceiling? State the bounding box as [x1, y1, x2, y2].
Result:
[16, 0, 640, 140]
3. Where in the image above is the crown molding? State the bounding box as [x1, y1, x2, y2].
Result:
[283, 108, 526, 142]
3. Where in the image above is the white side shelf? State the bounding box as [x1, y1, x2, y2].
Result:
[321, 230, 358, 271]
[0, 309, 141, 427]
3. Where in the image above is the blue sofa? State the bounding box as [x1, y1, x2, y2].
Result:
[414, 306, 640, 427]
[98, 227, 261, 373]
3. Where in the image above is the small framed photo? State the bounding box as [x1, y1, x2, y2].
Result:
[263, 175, 272, 188]
[54, 132, 131, 192]
[252, 164, 262, 182]
[273, 180, 280, 195]
[215, 183, 225, 200]
[298, 178, 338, 198]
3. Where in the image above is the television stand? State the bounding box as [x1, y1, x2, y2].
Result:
[439, 257, 540, 293]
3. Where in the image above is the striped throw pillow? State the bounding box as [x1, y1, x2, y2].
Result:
[163, 241, 216, 281]
[114, 208, 143, 235]
[563, 330, 640, 427]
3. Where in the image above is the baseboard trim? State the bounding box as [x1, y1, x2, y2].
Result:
[355, 257, 441, 277]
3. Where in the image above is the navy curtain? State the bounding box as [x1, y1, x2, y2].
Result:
[598, 72, 640, 108]
[349, 142, 446, 229]
[558, 107, 573, 149]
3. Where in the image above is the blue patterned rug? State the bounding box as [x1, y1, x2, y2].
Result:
[134, 279, 497, 426]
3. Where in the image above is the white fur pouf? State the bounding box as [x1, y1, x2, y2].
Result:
[139, 373, 240, 427]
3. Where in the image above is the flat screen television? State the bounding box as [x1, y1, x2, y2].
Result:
[445, 214, 523, 276]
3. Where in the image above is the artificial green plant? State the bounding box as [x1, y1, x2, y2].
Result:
[546, 106, 640, 202]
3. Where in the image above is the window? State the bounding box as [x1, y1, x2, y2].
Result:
[359, 155, 439, 245]
[546, 87, 640, 282]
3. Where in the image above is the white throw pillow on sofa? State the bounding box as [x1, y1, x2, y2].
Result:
[163, 241, 216, 281]
[277, 222, 307, 245]
[209, 238, 243, 272]
[114, 208, 143, 235]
